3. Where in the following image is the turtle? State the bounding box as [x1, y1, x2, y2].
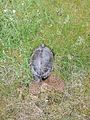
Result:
[30, 44, 54, 82]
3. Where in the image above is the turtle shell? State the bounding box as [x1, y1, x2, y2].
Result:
[30, 44, 54, 81]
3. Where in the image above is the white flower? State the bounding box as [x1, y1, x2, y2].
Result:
[77, 36, 85, 45]
[12, 10, 16, 14]
[22, 3, 24, 5]
[4, 9, 7, 12]
[72, 36, 85, 47]
[67, 54, 73, 60]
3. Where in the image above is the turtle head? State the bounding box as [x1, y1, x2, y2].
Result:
[40, 44, 45, 48]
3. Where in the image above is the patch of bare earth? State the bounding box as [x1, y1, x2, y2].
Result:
[29, 74, 64, 95]
[0, 74, 89, 120]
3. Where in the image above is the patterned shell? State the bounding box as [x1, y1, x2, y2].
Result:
[30, 44, 54, 81]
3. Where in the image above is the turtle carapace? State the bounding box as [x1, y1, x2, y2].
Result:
[30, 44, 54, 82]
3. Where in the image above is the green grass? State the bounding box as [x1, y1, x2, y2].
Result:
[0, 0, 90, 120]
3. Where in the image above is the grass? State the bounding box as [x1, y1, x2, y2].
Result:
[0, 0, 90, 120]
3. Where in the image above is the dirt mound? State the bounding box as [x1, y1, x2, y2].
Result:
[29, 74, 64, 95]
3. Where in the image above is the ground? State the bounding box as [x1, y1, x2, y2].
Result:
[0, 0, 90, 120]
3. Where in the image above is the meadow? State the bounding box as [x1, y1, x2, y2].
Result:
[0, 0, 90, 120]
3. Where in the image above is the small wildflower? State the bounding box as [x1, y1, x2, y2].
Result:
[67, 54, 73, 60]
[37, 9, 39, 13]
[72, 36, 85, 47]
[22, 2, 24, 5]
[4, 9, 7, 13]
[12, 10, 16, 14]
[77, 36, 85, 45]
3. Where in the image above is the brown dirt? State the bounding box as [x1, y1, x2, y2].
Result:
[29, 74, 64, 95]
